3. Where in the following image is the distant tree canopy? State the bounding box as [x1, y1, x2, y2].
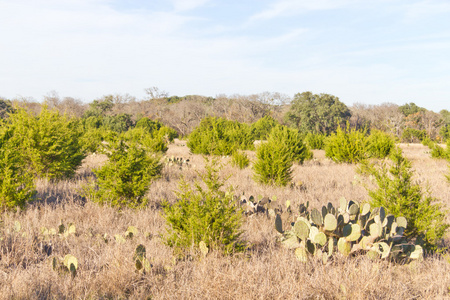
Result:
[398, 102, 425, 117]
[285, 92, 351, 135]
[4, 90, 449, 142]
[439, 109, 450, 141]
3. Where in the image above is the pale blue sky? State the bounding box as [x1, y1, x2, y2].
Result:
[1, 0, 449, 112]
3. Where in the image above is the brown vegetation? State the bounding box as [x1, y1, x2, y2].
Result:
[1, 141, 449, 299]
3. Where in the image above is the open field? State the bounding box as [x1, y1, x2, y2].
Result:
[1, 141, 449, 299]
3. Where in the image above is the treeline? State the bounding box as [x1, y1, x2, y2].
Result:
[1, 90, 449, 141]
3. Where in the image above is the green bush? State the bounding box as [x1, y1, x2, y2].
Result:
[253, 125, 311, 186]
[401, 128, 427, 143]
[0, 127, 36, 210]
[325, 124, 368, 163]
[86, 140, 162, 209]
[122, 127, 168, 153]
[4, 107, 86, 180]
[231, 150, 250, 169]
[421, 137, 433, 147]
[366, 130, 395, 159]
[135, 117, 178, 142]
[187, 117, 253, 155]
[80, 127, 118, 154]
[249, 115, 279, 140]
[358, 148, 449, 252]
[440, 124, 450, 142]
[161, 158, 245, 255]
[305, 132, 326, 150]
[102, 114, 134, 133]
[430, 143, 447, 159]
[423, 139, 450, 159]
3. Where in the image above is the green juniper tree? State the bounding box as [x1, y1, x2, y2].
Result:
[162, 158, 245, 255]
[3, 106, 86, 180]
[253, 125, 311, 186]
[358, 148, 448, 251]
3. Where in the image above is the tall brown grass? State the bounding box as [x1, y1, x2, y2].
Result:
[1, 141, 449, 299]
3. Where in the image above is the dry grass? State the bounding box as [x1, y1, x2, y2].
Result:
[1, 141, 450, 299]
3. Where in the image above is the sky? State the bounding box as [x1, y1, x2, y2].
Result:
[1, 0, 449, 112]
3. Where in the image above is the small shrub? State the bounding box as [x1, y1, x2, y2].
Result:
[231, 150, 250, 169]
[122, 127, 169, 153]
[421, 137, 433, 147]
[440, 124, 450, 142]
[253, 125, 311, 186]
[135, 117, 178, 142]
[249, 115, 279, 140]
[358, 148, 449, 251]
[80, 127, 117, 154]
[401, 127, 427, 143]
[422, 138, 450, 160]
[0, 127, 36, 210]
[4, 107, 86, 179]
[430, 143, 447, 159]
[305, 132, 325, 150]
[161, 158, 245, 255]
[86, 140, 162, 209]
[187, 117, 253, 155]
[367, 130, 395, 159]
[102, 113, 134, 133]
[325, 124, 368, 163]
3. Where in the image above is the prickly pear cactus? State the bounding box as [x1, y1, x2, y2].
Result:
[134, 244, 151, 273]
[275, 199, 423, 263]
[199, 241, 209, 257]
[51, 254, 78, 278]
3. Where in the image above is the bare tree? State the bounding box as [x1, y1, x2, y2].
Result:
[144, 86, 169, 100]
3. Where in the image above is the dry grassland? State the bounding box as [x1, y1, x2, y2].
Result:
[1, 140, 450, 299]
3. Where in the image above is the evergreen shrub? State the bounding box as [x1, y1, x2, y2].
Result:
[366, 130, 395, 158]
[86, 140, 162, 209]
[249, 115, 279, 140]
[135, 117, 178, 141]
[123, 127, 168, 153]
[358, 148, 449, 251]
[253, 125, 311, 186]
[4, 107, 86, 180]
[0, 127, 36, 210]
[231, 150, 250, 169]
[305, 132, 325, 150]
[187, 117, 253, 155]
[161, 158, 245, 255]
[324, 124, 368, 163]
[401, 128, 427, 143]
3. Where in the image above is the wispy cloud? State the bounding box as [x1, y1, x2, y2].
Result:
[248, 0, 354, 22]
[171, 0, 210, 12]
[0, 0, 448, 112]
[403, 0, 450, 21]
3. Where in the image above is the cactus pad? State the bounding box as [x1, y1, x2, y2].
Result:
[324, 214, 337, 231]
[311, 208, 323, 226]
[293, 220, 310, 241]
[275, 214, 283, 234]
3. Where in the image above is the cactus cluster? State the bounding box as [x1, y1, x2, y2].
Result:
[165, 156, 190, 169]
[52, 254, 78, 278]
[134, 244, 152, 273]
[275, 198, 423, 262]
[41, 221, 76, 239]
[97, 225, 151, 244]
[239, 195, 282, 217]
